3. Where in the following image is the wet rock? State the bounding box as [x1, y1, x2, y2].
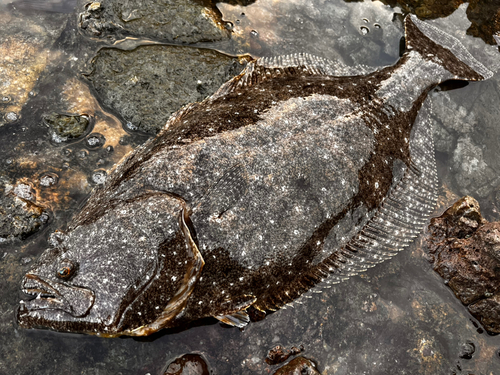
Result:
[452, 137, 500, 199]
[85, 133, 105, 149]
[466, 0, 500, 45]
[374, 0, 500, 45]
[88, 45, 247, 134]
[0, 7, 68, 127]
[43, 113, 91, 143]
[426, 196, 500, 334]
[272, 357, 320, 375]
[77, 0, 229, 44]
[39, 173, 59, 187]
[163, 354, 209, 375]
[265, 345, 304, 365]
[458, 341, 476, 359]
[0, 183, 47, 242]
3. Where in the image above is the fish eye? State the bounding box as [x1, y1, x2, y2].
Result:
[56, 259, 77, 280]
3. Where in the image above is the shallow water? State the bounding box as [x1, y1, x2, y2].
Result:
[1, 0, 500, 374]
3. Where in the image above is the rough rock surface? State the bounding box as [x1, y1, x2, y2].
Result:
[376, 0, 500, 44]
[0, 5, 68, 127]
[88, 45, 247, 134]
[77, 0, 229, 43]
[0, 182, 47, 242]
[426, 196, 500, 334]
[272, 357, 320, 375]
[163, 354, 210, 375]
[265, 345, 304, 365]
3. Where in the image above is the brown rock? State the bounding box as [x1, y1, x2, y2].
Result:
[426, 196, 500, 333]
[467, 0, 500, 45]
[265, 345, 304, 365]
[163, 354, 209, 375]
[272, 357, 319, 375]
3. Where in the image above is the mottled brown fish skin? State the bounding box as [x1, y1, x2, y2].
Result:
[17, 15, 493, 336]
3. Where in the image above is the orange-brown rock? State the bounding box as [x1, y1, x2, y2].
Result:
[426, 196, 500, 333]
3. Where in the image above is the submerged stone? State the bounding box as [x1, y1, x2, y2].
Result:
[163, 354, 210, 375]
[0, 183, 47, 242]
[265, 345, 304, 365]
[426, 196, 500, 334]
[77, 0, 229, 43]
[43, 113, 90, 142]
[272, 357, 319, 375]
[88, 45, 247, 134]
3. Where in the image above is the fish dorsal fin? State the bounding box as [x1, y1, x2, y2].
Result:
[210, 53, 373, 101]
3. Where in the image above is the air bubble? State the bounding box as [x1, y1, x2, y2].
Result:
[40, 173, 59, 187]
[374, 23, 381, 29]
[106, 145, 114, 153]
[62, 148, 73, 161]
[39, 212, 49, 223]
[86, 133, 105, 149]
[1, 96, 11, 103]
[362, 18, 369, 23]
[77, 149, 89, 159]
[5, 112, 18, 122]
[250, 30, 259, 37]
[92, 169, 107, 185]
[360, 26, 369, 35]
[225, 21, 234, 30]
[125, 121, 138, 131]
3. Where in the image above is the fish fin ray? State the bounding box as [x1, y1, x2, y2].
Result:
[254, 97, 437, 311]
[330, 96, 437, 279]
[210, 53, 373, 101]
[215, 310, 250, 328]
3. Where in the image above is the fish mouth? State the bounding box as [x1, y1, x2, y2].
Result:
[19, 274, 95, 318]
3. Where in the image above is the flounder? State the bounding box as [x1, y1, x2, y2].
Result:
[18, 15, 493, 336]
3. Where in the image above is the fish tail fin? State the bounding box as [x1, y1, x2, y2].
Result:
[404, 14, 493, 81]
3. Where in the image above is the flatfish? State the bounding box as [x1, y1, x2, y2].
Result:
[17, 15, 493, 336]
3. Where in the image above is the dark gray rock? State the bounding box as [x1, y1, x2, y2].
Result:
[87, 45, 247, 134]
[77, 0, 229, 44]
[0, 182, 47, 242]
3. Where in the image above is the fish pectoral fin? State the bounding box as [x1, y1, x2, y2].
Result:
[214, 294, 256, 328]
[215, 310, 250, 328]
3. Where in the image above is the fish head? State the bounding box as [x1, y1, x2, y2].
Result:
[17, 193, 201, 336]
